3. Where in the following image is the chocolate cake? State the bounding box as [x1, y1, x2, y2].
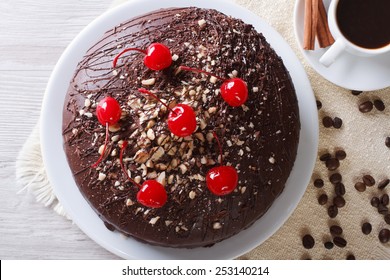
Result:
[62, 7, 300, 248]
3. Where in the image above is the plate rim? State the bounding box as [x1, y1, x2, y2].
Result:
[41, 0, 318, 259]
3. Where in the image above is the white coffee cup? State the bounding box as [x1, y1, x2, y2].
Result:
[320, 0, 390, 67]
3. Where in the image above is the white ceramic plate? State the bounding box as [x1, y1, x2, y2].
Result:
[294, 0, 390, 91]
[41, 0, 318, 259]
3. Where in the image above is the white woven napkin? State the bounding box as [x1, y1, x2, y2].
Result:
[16, 0, 390, 259]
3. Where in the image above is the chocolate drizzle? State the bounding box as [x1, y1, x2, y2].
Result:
[62, 7, 300, 248]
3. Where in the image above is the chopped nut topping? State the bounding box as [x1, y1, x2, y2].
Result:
[195, 132, 205, 142]
[134, 176, 142, 184]
[84, 99, 91, 108]
[141, 78, 156, 86]
[150, 146, 164, 161]
[168, 174, 174, 184]
[98, 144, 105, 155]
[134, 149, 149, 163]
[147, 171, 158, 179]
[146, 128, 155, 140]
[165, 220, 173, 226]
[111, 135, 120, 142]
[189, 190, 196, 199]
[98, 173, 106, 181]
[126, 198, 134, 206]
[208, 107, 217, 114]
[269, 157, 275, 164]
[198, 19, 207, 27]
[156, 171, 166, 186]
[209, 76, 218, 84]
[213, 222, 222, 229]
[149, 216, 160, 225]
[206, 132, 214, 142]
[84, 112, 93, 118]
[179, 164, 188, 174]
[172, 54, 179, 61]
[252, 87, 259, 92]
[108, 123, 121, 133]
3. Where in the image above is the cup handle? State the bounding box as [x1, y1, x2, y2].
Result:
[319, 39, 346, 67]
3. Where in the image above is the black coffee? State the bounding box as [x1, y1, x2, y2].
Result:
[336, 0, 390, 49]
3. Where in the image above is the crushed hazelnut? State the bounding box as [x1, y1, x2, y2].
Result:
[149, 216, 160, 225]
[98, 173, 106, 181]
[213, 222, 222, 229]
[141, 78, 156, 86]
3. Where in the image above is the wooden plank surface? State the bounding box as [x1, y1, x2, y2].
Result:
[0, 0, 120, 259]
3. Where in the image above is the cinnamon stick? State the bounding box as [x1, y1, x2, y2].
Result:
[317, 0, 335, 48]
[303, 0, 316, 50]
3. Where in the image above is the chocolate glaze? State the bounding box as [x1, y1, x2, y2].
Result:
[62, 7, 300, 248]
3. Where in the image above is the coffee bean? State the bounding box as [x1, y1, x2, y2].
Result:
[302, 234, 315, 249]
[354, 182, 366, 192]
[313, 178, 324, 188]
[324, 241, 334, 249]
[373, 99, 385, 111]
[351, 90, 362, 96]
[318, 193, 328, 205]
[322, 116, 334, 128]
[316, 100, 322, 110]
[386, 137, 390, 148]
[330, 173, 342, 184]
[335, 182, 346, 196]
[346, 254, 356, 260]
[359, 101, 374, 113]
[362, 222, 372, 235]
[334, 196, 346, 208]
[319, 153, 332, 161]
[378, 204, 389, 215]
[328, 205, 338, 218]
[326, 158, 340, 171]
[378, 179, 390, 190]
[381, 194, 389, 206]
[378, 229, 390, 243]
[333, 236, 347, 248]
[384, 214, 390, 225]
[371, 197, 380, 208]
[362, 175, 375, 187]
[335, 149, 347, 160]
[330, 225, 343, 235]
[333, 117, 343, 129]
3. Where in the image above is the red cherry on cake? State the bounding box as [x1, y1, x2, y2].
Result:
[206, 132, 238, 195]
[137, 180, 168, 208]
[207, 166, 238, 196]
[96, 96, 122, 126]
[167, 104, 197, 137]
[113, 43, 172, 71]
[139, 88, 197, 137]
[91, 96, 122, 168]
[120, 141, 167, 208]
[178, 66, 248, 107]
[220, 78, 248, 107]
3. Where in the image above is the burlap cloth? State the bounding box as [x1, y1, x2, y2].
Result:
[16, 0, 390, 259]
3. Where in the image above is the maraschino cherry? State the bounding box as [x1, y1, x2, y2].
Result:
[91, 96, 122, 168]
[179, 66, 248, 107]
[113, 43, 172, 71]
[138, 88, 197, 137]
[120, 141, 167, 208]
[206, 132, 238, 195]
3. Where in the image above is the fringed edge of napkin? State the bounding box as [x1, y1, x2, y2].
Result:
[15, 122, 70, 219]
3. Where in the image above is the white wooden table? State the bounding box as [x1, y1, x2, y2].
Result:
[0, 0, 120, 259]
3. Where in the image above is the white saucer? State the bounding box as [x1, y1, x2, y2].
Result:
[294, 0, 390, 91]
